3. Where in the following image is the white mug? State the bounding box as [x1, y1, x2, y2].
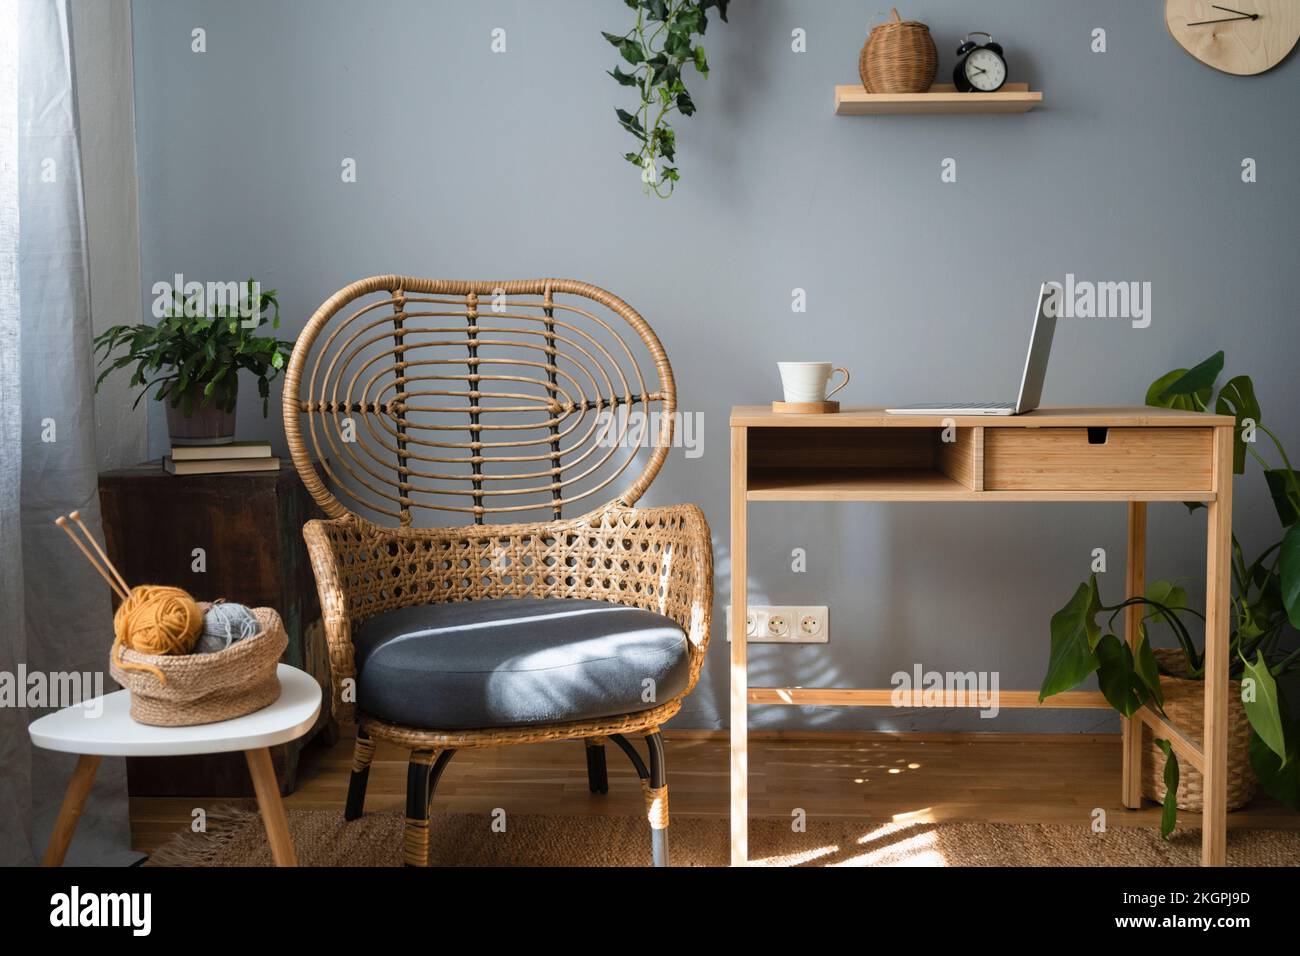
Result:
[778, 362, 850, 404]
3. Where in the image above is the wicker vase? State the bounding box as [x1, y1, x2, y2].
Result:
[858, 8, 937, 94]
[1141, 649, 1257, 811]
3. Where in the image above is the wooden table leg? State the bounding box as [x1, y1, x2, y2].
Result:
[42, 753, 100, 867]
[244, 747, 298, 867]
[1201, 426, 1233, 866]
[730, 426, 749, 866]
[1121, 501, 1146, 809]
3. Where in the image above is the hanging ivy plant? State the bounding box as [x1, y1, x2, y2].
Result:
[603, 0, 730, 197]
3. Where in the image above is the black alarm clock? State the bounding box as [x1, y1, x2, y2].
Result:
[953, 32, 1007, 92]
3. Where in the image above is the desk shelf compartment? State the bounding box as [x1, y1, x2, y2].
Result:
[746, 425, 982, 501]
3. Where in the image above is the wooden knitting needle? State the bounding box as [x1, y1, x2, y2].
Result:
[54, 515, 129, 601]
[68, 510, 132, 596]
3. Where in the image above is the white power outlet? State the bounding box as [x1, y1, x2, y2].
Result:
[726, 605, 828, 644]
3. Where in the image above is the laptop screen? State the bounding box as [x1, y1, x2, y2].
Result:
[1014, 283, 1059, 414]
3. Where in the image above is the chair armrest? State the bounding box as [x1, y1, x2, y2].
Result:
[580, 503, 714, 690]
[302, 516, 369, 723]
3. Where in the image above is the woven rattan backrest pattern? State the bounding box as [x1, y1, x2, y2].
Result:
[285, 277, 676, 527]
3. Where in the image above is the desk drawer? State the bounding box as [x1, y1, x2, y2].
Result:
[983, 427, 1213, 491]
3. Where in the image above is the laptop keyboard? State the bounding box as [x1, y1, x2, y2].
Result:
[894, 401, 1014, 409]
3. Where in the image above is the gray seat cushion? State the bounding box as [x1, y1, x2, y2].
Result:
[352, 597, 691, 729]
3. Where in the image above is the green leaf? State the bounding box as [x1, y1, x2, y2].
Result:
[1133, 627, 1163, 710]
[1146, 364, 1211, 412]
[1265, 469, 1300, 527]
[675, 5, 704, 33]
[1241, 650, 1287, 762]
[1157, 351, 1224, 404]
[676, 89, 696, 115]
[1279, 521, 1300, 628]
[1039, 577, 1101, 701]
[1239, 566, 1283, 640]
[618, 38, 645, 65]
[1214, 375, 1260, 474]
[615, 107, 645, 135]
[664, 30, 691, 58]
[608, 65, 639, 87]
[1250, 729, 1300, 811]
[658, 126, 676, 161]
[693, 44, 708, 74]
[1095, 634, 1147, 716]
[1144, 580, 1188, 625]
[601, 30, 628, 47]
[1154, 740, 1179, 839]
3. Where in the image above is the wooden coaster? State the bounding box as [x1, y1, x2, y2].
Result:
[772, 400, 840, 414]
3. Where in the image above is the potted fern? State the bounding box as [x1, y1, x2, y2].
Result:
[93, 281, 293, 445]
[1040, 352, 1300, 835]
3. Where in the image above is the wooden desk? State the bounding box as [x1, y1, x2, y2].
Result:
[729, 405, 1236, 867]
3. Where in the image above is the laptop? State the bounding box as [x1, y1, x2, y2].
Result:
[885, 283, 1057, 416]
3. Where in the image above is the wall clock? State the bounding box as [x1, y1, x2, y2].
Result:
[1165, 1, 1300, 75]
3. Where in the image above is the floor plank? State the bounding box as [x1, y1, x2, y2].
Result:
[128, 729, 1298, 856]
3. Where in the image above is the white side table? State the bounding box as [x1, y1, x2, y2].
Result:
[29, 664, 322, 867]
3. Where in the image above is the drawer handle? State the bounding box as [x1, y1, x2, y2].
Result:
[1087, 427, 1109, 445]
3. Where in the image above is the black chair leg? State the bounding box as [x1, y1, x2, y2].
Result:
[609, 731, 669, 867]
[403, 748, 456, 867]
[585, 738, 609, 794]
[344, 729, 374, 821]
[646, 731, 669, 868]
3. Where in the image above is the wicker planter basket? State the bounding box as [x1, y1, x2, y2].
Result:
[109, 604, 287, 727]
[858, 8, 937, 94]
[1141, 648, 1257, 811]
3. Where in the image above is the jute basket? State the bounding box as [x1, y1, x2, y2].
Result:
[859, 8, 937, 94]
[1142, 648, 1256, 811]
[109, 604, 287, 727]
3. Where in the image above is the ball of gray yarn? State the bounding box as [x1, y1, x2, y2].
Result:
[196, 603, 262, 654]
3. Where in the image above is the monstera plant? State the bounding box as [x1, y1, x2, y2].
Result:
[1039, 352, 1300, 835]
[604, 0, 730, 196]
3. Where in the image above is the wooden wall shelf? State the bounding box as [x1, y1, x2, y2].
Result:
[834, 82, 1042, 115]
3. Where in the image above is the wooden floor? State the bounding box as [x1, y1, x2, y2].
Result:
[129, 729, 1299, 855]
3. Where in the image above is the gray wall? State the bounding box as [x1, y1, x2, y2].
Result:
[129, 0, 1300, 731]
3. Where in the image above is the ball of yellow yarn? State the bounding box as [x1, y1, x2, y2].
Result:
[113, 586, 202, 681]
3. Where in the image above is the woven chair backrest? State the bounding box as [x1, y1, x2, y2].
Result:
[284, 276, 676, 527]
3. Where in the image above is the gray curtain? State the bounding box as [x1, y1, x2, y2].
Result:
[0, 0, 135, 867]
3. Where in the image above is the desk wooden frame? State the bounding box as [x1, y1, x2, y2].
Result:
[729, 406, 1236, 867]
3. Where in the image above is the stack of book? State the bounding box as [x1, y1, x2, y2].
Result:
[164, 441, 280, 476]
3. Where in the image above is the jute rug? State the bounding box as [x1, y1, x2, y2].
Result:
[147, 807, 1300, 867]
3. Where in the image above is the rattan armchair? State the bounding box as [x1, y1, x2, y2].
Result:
[284, 276, 712, 866]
